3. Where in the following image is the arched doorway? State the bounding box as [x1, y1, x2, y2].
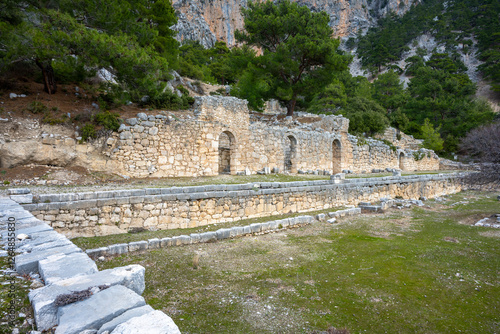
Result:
[284, 135, 297, 173]
[398, 152, 405, 170]
[332, 139, 342, 174]
[218, 131, 236, 174]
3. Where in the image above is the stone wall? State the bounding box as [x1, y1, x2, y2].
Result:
[102, 96, 439, 178]
[24, 174, 461, 238]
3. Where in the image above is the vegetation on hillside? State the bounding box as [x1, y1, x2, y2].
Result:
[0, 0, 497, 154]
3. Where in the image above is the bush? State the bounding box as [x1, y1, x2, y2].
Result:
[143, 90, 194, 110]
[41, 111, 69, 125]
[26, 101, 48, 114]
[80, 123, 97, 142]
[94, 111, 121, 131]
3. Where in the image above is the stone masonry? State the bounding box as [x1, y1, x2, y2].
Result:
[23, 174, 461, 238]
[102, 96, 439, 178]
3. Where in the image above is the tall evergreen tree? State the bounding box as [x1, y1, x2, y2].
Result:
[235, 0, 349, 115]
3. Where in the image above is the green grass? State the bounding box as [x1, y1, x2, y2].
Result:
[97, 191, 500, 333]
[0, 258, 34, 334]
[71, 206, 346, 250]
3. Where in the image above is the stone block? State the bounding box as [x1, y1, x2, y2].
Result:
[29, 265, 145, 331]
[268, 220, 279, 230]
[129, 241, 148, 252]
[179, 235, 191, 245]
[39, 252, 98, 285]
[10, 194, 33, 204]
[108, 244, 129, 256]
[260, 222, 270, 232]
[145, 188, 161, 195]
[97, 305, 154, 334]
[7, 188, 31, 195]
[199, 232, 216, 243]
[327, 218, 337, 224]
[160, 237, 172, 248]
[316, 213, 326, 221]
[190, 233, 201, 244]
[230, 226, 244, 237]
[216, 228, 231, 240]
[110, 310, 180, 334]
[55, 285, 146, 334]
[249, 223, 261, 233]
[15, 244, 82, 275]
[148, 238, 160, 249]
[171, 236, 182, 246]
[86, 247, 109, 258]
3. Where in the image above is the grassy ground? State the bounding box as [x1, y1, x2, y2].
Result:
[98, 190, 500, 333]
[71, 207, 347, 250]
[0, 258, 35, 334]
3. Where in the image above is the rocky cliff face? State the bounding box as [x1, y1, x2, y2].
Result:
[171, 0, 420, 48]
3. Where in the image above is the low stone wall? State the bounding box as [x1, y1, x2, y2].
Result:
[0, 198, 180, 333]
[23, 174, 461, 238]
[86, 207, 362, 258]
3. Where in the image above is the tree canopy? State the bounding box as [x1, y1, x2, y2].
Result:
[0, 0, 178, 99]
[235, 0, 349, 116]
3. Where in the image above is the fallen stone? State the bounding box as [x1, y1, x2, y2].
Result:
[110, 310, 180, 334]
[29, 265, 145, 331]
[56, 285, 146, 334]
[97, 305, 153, 334]
[39, 253, 98, 285]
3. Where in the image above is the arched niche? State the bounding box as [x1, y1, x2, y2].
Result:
[284, 135, 297, 173]
[332, 139, 342, 174]
[398, 151, 405, 171]
[218, 131, 236, 175]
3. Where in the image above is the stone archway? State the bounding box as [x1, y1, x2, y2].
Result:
[218, 131, 236, 174]
[399, 152, 405, 171]
[284, 135, 297, 173]
[332, 139, 342, 174]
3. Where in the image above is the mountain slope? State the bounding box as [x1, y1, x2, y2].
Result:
[171, 0, 420, 48]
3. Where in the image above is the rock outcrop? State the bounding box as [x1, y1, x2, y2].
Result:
[170, 0, 419, 48]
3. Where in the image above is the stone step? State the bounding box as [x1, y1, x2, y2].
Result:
[97, 305, 153, 334]
[39, 252, 98, 285]
[55, 285, 146, 334]
[110, 310, 181, 334]
[29, 264, 145, 331]
[15, 243, 82, 275]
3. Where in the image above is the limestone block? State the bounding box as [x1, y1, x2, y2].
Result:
[199, 232, 216, 243]
[10, 194, 33, 204]
[38, 252, 98, 285]
[216, 228, 231, 240]
[190, 233, 201, 244]
[160, 237, 172, 248]
[129, 241, 148, 252]
[55, 285, 146, 334]
[148, 238, 160, 249]
[108, 244, 129, 256]
[249, 223, 261, 233]
[15, 244, 82, 275]
[97, 305, 154, 334]
[110, 310, 180, 334]
[29, 264, 145, 331]
[7, 188, 31, 195]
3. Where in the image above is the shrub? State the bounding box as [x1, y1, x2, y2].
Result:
[94, 111, 121, 131]
[41, 111, 69, 125]
[26, 101, 48, 114]
[80, 123, 97, 142]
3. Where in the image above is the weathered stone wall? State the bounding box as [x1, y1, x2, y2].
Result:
[24, 174, 461, 238]
[375, 127, 424, 150]
[103, 96, 439, 178]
